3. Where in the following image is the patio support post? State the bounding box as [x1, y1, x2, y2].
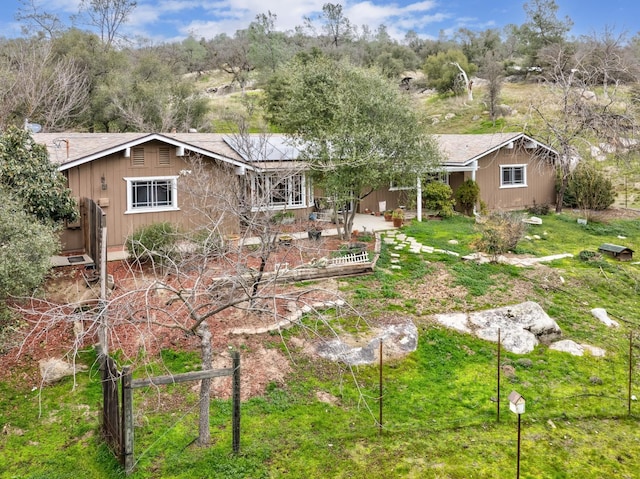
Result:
[416, 175, 422, 222]
[471, 160, 478, 215]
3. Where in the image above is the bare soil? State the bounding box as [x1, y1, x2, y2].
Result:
[0, 235, 373, 399]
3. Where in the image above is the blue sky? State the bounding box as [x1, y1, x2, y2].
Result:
[0, 1, 637, 43]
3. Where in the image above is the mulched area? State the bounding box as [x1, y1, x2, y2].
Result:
[1, 234, 376, 398]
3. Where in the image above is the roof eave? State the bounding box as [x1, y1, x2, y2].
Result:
[57, 133, 254, 172]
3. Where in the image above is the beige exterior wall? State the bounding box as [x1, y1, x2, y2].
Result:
[359, 146, 556, 218]
[359, 188, 407, 213]
[474, 147, 556, 211]
[60, 140, 241, 252]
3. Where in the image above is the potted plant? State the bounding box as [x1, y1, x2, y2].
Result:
[392, 208, 404, 227]
[308, 228, 322, 240]
[278, 234, 293, 246]
[383, 210, 393, 221]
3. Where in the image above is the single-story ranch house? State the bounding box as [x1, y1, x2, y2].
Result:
[34, 132, 557, 253]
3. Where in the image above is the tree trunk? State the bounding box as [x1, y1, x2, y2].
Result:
[555, 176, 568, 213]
[451, 62, 473, 102]
[197, 321, 212, 445]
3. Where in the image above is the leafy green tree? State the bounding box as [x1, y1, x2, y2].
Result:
[454, 27, 504, 67]
[0, 126, 78, 223]
[508, 0, 573, 66]
[101, 49, 209, 132]
[248, 12, 292, 78]
[0, 192, 59, 300]
[319, 3, 352, 48]
[264, 55, 441, 237]
[180, 35, 209, 75]
[423, 49, 477, 97]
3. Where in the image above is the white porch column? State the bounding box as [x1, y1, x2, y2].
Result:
[416, 175, 422, 222]
[471, 160, 478, 215]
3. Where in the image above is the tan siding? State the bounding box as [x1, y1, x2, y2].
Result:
[359, 188, 404, 213]
[476, 148, 555, 210]
[61, 140, 242, 252]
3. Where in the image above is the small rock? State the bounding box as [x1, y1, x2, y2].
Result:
[448, 239, 459, 245]
[591, 308, 619, 328]
[501, 365, 516, 377]
[39, 358, 87, 384]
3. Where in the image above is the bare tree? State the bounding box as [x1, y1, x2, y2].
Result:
[451, 61, 474, 102]
[480, 51, 504, 122]
[2, 39, 89, 131]
[14, 129, 368, 447]
[16, 0, 64, 39]
[581, 27, 636, 100]
[531, 44, 636, 212]
[76, 0, 137, 48]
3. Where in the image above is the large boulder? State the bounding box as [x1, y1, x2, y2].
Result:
[434, 301, 562, 354]
[316, 320, 418, 365]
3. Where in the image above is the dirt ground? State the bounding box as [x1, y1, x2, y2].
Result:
[0, 235, 373, 399]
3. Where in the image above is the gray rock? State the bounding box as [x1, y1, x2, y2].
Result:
[434, 301, 561, 354]
[549, 340, 606, 357]
[591, 308, 619, 328]
[315, 321, 418, 365]
[39, 358, 87, 384]
[549, 339, 584, 355]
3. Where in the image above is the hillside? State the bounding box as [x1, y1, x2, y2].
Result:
[197, 72, 640, 210]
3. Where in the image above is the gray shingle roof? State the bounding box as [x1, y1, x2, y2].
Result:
[35, 131, 552, 171]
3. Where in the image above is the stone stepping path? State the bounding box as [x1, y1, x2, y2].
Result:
[382, 231, 460, 269]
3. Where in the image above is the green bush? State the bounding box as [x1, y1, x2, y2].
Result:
[125, 222, 178, 264]
[0, 192, 59, 300]
[562, 162, 615, 211]
[424, 181, 455, 217]
[454, 179, 480, 216]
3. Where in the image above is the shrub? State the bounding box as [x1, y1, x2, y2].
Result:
[474, 211, 527, 260]
[424, 182, 455, 218]
[126, 222, 178, 264]
[0, 192, 59, 301]
[562, 162, 615, 211]
[454, 179, 480, 216]
[527, 202, 550, 215]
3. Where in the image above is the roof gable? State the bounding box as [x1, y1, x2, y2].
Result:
[35, 132, 250, 171]
[434, 133, 557, 167]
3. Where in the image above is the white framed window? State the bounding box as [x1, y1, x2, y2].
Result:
[500, 165, 527, 188]
[124, 176, 179, 214]
[251, 173, 307, 210]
